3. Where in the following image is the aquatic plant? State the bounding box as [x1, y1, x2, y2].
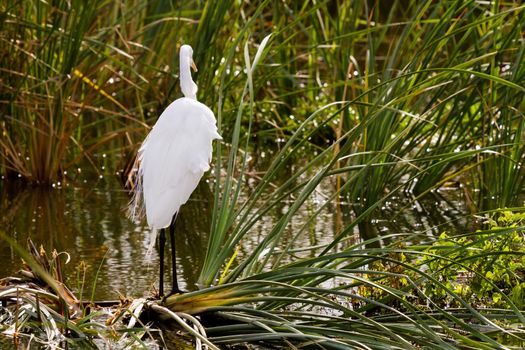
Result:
[2, 0, 525, 348]
[183, 1, 525, 346]
[4, 224, 525, 349]
[0, 1, 160, 183]
[1, 1, 523, 209]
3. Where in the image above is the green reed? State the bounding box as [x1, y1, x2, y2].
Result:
[2, 0, 525, 348]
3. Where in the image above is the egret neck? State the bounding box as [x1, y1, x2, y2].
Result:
[179, 45, 198, 100]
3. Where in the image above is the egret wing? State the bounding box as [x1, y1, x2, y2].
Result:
[139, 98, 220, 229]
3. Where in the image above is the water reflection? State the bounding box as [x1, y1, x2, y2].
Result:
[0, 179, 210, 300]
[0, 175, 473, 300]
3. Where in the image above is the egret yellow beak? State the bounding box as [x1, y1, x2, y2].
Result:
[191, 60, 198, 72]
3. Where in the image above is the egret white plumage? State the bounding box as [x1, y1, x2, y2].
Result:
[129, 44, 221, 297]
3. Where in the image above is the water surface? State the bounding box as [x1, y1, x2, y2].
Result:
[0, 173, 472, 300]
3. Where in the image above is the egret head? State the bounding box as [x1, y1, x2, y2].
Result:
[179, 44, 198, 99]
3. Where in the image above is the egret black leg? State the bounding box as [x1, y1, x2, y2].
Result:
[159, 228, 166, 297]
[169, 214, 182, 294]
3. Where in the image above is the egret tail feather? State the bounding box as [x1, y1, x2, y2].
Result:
[127, 136, 148, 223]
[145, 228, 158, 259]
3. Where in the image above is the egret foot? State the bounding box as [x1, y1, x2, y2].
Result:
[166, 288, 185, 297]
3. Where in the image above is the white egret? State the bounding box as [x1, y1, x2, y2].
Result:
[129, 44, 221, 297]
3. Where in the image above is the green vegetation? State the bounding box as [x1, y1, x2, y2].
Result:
[421, 211, 525, 309]
[1, 0, 525, 348]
